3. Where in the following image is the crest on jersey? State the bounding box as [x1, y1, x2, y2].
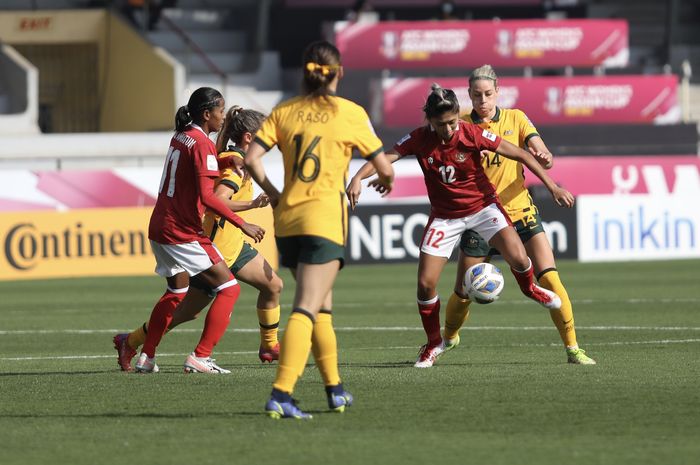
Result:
[455, 152, 466, 162]
[504, 130, 513, 136]
[428, 157, 434, 164]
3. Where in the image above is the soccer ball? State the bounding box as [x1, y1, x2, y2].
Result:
[464, 263, 505, 304]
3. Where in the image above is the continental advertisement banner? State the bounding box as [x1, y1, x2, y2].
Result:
[0, 207, 154, 281]
[0, 206, 277, 281]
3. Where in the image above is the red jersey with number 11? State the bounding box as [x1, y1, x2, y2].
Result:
[393, 120, 502, 219]
[149, 125, 220, 244]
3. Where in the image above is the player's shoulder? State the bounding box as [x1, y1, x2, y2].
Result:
[457, 119, 479, 135]
[396, 125, 429, 148]
[502, 107, 529, 122]
[332, 96, 371, 123]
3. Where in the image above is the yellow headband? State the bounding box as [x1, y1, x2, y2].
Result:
[305, 62, 340, 76]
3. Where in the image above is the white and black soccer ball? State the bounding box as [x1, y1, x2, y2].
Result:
[464, 263, 505, 304]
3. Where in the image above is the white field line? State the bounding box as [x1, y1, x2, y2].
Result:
[1, 339, 699, 362]
[332, 297, 700, 308]
[4, 297, 699, 315]
[2, 325, 700, 336]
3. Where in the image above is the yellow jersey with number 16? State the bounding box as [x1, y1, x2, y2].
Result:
[462, 107, 540, 224]
[254, 95, 383, 245]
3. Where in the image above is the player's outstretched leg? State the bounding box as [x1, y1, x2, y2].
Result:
[183, 279, 240, 374]
[415, 296, 445, 368]
[538, 269, 596, 365]
[511, 259, 561, 310]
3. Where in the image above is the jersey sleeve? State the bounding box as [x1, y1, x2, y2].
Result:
[349, 105, 384, 160]
[515, 110, 540, 148]
[193, 139, 220, 178]
[217, 152, 243, 192]
[392, 131, 416, 158]
[468, 124, 502, 152]
[253, 109, 278, 151]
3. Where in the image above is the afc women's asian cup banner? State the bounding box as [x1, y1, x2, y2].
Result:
[334, 19, 628, 69]
[382, 75, 679, 127]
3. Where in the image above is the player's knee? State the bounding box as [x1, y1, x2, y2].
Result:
[417, 277, 438, 296]
[215, 279, 240, 298]
[509, 252, 530, 271]
[267, 275, 284, 297]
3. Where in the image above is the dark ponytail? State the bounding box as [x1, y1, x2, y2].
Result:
[216, 106, 266, 153]
[174, 106, 192, 132]
[174, 87, 224, 132]
[301, 40, 341, 103]
[422, 83, 460, 119]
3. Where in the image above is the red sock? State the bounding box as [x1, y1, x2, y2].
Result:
[193, 281, 240, 358]
[141, 289, 186, 358]
[511, 260, 535, 294]
[418, 296, 442, 346]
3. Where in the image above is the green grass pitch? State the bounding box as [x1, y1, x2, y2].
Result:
[1, 260, 699, 465]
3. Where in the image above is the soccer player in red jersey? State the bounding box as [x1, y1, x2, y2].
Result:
[134, 87, 265, 374]
[347, 84, 574, 368]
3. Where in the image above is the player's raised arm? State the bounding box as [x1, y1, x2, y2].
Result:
[495, 139, 574, 208]
[346, 151, 400, 209]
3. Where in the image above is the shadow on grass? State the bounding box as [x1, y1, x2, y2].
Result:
[0, 409, 335, 419]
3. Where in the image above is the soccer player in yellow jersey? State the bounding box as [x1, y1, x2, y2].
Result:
[245, 40, 394, 419]
[443, 64, 596, 365]
[113, 106, 283, 372]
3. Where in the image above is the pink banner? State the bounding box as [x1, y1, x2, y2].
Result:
[382, 75, 679, 126]
[387, 156, 700, 199]
[289, 0, 540, 6]
[335, 19, 628, 69]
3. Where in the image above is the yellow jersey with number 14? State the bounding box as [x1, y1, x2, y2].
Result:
[254, 95, 383, 245]
[462, 107, 540, 224]
[202, 148, 252, 268]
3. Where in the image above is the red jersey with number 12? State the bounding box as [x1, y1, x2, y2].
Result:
[393, 121, 502, 219]
[149, 125, 220, 244]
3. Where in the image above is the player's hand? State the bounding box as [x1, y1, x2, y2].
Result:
[241, 222, 265, 243]
[251, 193, 270, 209]
[345, 177, 362, 210]
[551, 186, 574, 208]
[368, 176, 393, 197]
[529, 147, 553, 169]
[218, 155, 245, 177]
[480, 150, 491, 159]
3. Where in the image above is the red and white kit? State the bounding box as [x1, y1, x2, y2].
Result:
[149, 124, 242, 276]
[393, 121, 511, 258]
